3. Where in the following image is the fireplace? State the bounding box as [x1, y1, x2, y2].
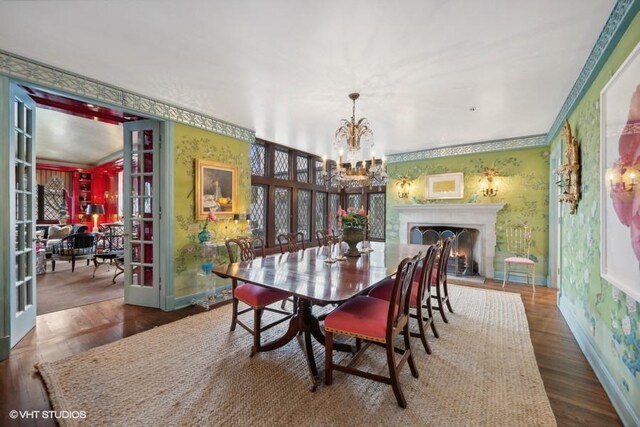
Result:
[395, 203, 505, 279]
[410, 226, 479, 276]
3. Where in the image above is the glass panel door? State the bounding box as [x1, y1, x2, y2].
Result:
[9, 84, 36, 346]
[123, 120, 160, 307]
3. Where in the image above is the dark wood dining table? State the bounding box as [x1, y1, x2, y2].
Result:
[213, 241, 431, 390]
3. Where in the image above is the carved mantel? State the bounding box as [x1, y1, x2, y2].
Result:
[395, 203, 505, 278]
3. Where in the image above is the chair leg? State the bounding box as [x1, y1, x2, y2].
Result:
[426, 298, 439, 338]
[387, 336, 407, 408]
[443, 278, 454, 313]
[415, 305, 432, 354]
[404, 324, 419, 379]
[502, 261, 508, 287]
[531, 266, 536, 293]
[51, 260, 56, 271]
[230, 297, 239, 331]
[432, 283, 448, 323]
[71, 259, 76, 272]
[251, 308, 264, 357]
[325, 331, 334, 385]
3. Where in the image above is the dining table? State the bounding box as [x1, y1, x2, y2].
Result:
[212, 241, 431, 390]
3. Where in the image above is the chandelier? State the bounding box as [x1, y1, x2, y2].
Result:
[322, 93, 387, 189]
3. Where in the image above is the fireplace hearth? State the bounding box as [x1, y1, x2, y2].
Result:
[410, 226, 479, 276]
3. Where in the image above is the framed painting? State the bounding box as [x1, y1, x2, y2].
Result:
[426, 172, 464, 199]
[600, 40, 640, 302]
[195, 159, 238, 220]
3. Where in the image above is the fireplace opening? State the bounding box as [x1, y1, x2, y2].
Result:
[409, 226, 479, 276]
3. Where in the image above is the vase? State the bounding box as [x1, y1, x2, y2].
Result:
[198, 224, 211, 243]
[342, 227, 364, 257]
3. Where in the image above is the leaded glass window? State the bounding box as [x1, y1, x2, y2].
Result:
[296, 155, 309, 183]
[347, 194, 362, 210]
[250, 185, 267, 240]
[329, 193, 340, 232]
[368, 192, 386, 240]
[315, 191, 327, 233]
[314, 160, 324, 186]
[274, 149, 290, 180]
[250, 143, 266, 176]
[274, 187, 291, 243]
[297, 189, 311, 239]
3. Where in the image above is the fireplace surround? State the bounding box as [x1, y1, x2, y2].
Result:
[395, 203, 505, 278]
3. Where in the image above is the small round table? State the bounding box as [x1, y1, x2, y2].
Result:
[93, 250, 125, 284]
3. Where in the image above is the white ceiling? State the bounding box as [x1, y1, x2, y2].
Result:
[0, 1, 615, 160]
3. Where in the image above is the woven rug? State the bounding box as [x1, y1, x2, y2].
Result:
[36, 285, 556, 427]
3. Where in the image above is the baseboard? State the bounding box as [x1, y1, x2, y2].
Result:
[0, 335, 9, 361]
[494, 272, 549, 286]
[558, 296, 639, 427]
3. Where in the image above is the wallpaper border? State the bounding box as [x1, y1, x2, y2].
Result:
[0, 50, 255, 143]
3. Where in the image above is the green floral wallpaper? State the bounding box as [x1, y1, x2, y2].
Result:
[550, 11, 640, 411]
[172, 123, 251, 298]
[386, 147, 549, 281]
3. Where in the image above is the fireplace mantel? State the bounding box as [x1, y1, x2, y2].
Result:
[394, 203, 505, 278]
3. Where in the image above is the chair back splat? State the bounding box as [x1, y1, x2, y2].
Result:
[277, 231, 305, 254]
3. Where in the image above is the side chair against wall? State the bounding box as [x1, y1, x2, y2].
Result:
[502, 224, 536, 292]
[431, 237, 454, 323]
[368, 245, 439, 354]
[225, 236, 295, 356]
[276, 232, 304, 311]
[50, 232, 99, 272]
[324, 252, 422, 408]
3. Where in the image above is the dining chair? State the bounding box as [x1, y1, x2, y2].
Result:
[225, 236, 295, 356]
[368, 245, 439, 354]
[276, 232, 304, 311]
[277, 231, 305, 254]
[502, 224, 536, 292]
[315, 229, 338, 247]
[324, 252, 422, 408]
[431, 237, 454, 323]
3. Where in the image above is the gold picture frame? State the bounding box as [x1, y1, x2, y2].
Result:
[426, 172, 464, 199]
[195, 159, 238, 219]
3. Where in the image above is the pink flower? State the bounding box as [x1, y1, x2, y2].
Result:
[207, 210, 218, 222]
[357, 208, 366, 215]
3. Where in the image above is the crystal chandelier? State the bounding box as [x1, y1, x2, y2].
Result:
[322, 93, 388, 189]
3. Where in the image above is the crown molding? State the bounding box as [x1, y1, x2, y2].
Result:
[546, 0, 640, 144]
[0, 50, 255, 143]
[386, 134, 547, 164]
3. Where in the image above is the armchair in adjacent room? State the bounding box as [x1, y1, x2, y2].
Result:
[50, 232, 100, 272]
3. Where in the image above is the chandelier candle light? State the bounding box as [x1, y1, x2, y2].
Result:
[322, 93, 388, 189]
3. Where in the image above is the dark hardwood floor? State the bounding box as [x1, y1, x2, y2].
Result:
[0, 280, 621, 426]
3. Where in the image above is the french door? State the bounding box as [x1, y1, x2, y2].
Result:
[9, 84, 37, 346]
[123, 120, 161, 307]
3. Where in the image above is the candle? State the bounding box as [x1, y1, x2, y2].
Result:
[371, 151, 376, 165]
[322, 155, 327, 172]
[631, 172, 636, 185]
[338, 150, 343, 166]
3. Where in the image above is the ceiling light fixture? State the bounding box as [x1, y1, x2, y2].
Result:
[322, 93, 387, 189]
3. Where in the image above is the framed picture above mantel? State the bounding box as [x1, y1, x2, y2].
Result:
[195, 159, 238, 220]
[426, 172, 464, 199]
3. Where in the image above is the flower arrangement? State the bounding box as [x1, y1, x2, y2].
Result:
[337, 206, 368, 229]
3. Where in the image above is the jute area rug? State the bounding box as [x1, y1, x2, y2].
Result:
[36, 285, 556, 427]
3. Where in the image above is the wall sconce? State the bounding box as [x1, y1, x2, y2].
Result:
[607, 163, 637, 193]
[558, 120, 580, 214]
[481, 168, 499, 197]
[397, 176, 411, 199]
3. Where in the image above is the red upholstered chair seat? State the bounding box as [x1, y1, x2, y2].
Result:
[234, 282, 291, 308]
[368, 277, 420, 307]
[324, 296, 391, 343]
[504, 256, 534, 265]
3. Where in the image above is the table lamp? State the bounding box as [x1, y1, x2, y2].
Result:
[85, 203, 105, 233]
